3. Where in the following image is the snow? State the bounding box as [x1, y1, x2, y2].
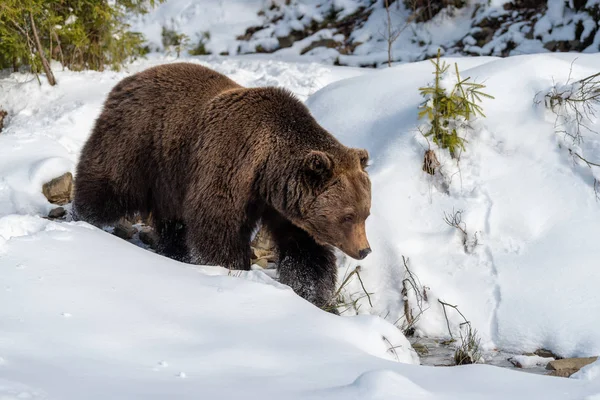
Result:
[2, 50, 600, 397]
[0, 215, 420, 399]
[123, 0, 600, 69]
[306, 52, 600, 357]
[128, 0, 265, 55]
[0, 219, 598, 399]
[573, 359, 600, 381]
[509, 355, 555, 369]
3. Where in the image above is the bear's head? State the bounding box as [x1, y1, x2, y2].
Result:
[295, 148, 372, 260]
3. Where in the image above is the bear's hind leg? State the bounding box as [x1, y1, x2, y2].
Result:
[155, 219, 189, 262]
[263, 210, 337, 311]
[72, 177, 130, 226]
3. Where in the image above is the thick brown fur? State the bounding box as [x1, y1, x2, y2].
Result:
[73, 62, 372, 309]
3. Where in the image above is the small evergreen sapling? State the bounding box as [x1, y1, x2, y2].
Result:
[418, 50, 494, 158]
[189, 32, 212, 56]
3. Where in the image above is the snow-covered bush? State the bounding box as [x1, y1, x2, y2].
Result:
[541, 70, 600, 199]
[544, 71, 600, 145]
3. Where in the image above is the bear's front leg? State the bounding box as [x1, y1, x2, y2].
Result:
[274, 224, 338, 312]
[183, 198, 254, 270]
[278, 235, 338, 312]
[186, 229, 252, 271]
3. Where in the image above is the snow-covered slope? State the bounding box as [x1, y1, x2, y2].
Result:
[128, 0, 600, 66]
[129, 0, 265, 55]
[2, 53, 600, 398]
[306, 52, 600, 357]
[0, 215, 420, 399]
[0, 216, 598, 398]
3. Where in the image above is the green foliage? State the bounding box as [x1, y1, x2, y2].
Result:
[0, 0, 41, 72]
[418, 49, 494, 158]
[161, 26, 191, 58]
[161, 27, 211, 58]
[0, 0, 164, 75]
[188, 32, 211, 56]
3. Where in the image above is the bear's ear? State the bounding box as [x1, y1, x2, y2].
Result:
[304, 150, 333, 179]
[354, 148, 369, 169]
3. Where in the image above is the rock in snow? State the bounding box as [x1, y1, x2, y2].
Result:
[42, 172, 73, 206]
[47, 206, 66, 219]
[546, 357, 599, 377]
[139, 227, 159, 248]
[113, 219, 138, 240]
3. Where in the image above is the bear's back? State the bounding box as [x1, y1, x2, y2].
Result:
[94, 63, 243, 165]
[105, 63, 241, 119]
[77, 63, 244, 217]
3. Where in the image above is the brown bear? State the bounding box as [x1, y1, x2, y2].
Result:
[73, 62, 371, 310]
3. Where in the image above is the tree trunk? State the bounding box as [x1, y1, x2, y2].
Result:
[52, 30, 65, 68]
[29, 13, 56, 86]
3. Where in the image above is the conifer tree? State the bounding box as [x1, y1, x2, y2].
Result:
[0, 0, 163, 84]
[418, 50, 494, 158]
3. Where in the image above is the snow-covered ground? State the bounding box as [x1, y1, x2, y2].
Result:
[307, 52, 600, 358]
[128, 0, 600, 67]
[2, 52, 600, 398]
[129, 0, 265, 55]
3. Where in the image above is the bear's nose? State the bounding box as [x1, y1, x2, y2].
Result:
[358, 247, 372, 260]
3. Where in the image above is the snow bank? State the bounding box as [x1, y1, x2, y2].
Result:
[0, 215, 421, 399]
[306, 52, 600, 357]
[0, 214, 598, 398]
[573, 359, 600, 381]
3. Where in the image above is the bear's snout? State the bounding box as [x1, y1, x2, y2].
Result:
[358, 247, 372, 260]
[340, 225, 371, 260]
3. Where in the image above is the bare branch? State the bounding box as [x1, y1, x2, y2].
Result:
[395, 256, 430, 335]
[571, 149, 600, 168]
[438, 299, 470, 338]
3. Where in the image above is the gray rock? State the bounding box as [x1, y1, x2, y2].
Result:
[251, 227, 277, 263]
[42, 172, 73, 205]
[114, 220, 137, 240]
[301, 39, 340, 55]
[546, 357, 598, 372]
[252, 258, 269, 269]
[139, 227, 159, 248]
[48, 207, 66, 219]
[412, 343, 430, 356]
[509, 358, 524, 368]
[534, 348, 559, 359]
[546, 368, 579, 378]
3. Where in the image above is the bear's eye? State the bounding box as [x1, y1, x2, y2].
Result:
[360, 156, 368, 169]
[342, 214, 355, 223]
